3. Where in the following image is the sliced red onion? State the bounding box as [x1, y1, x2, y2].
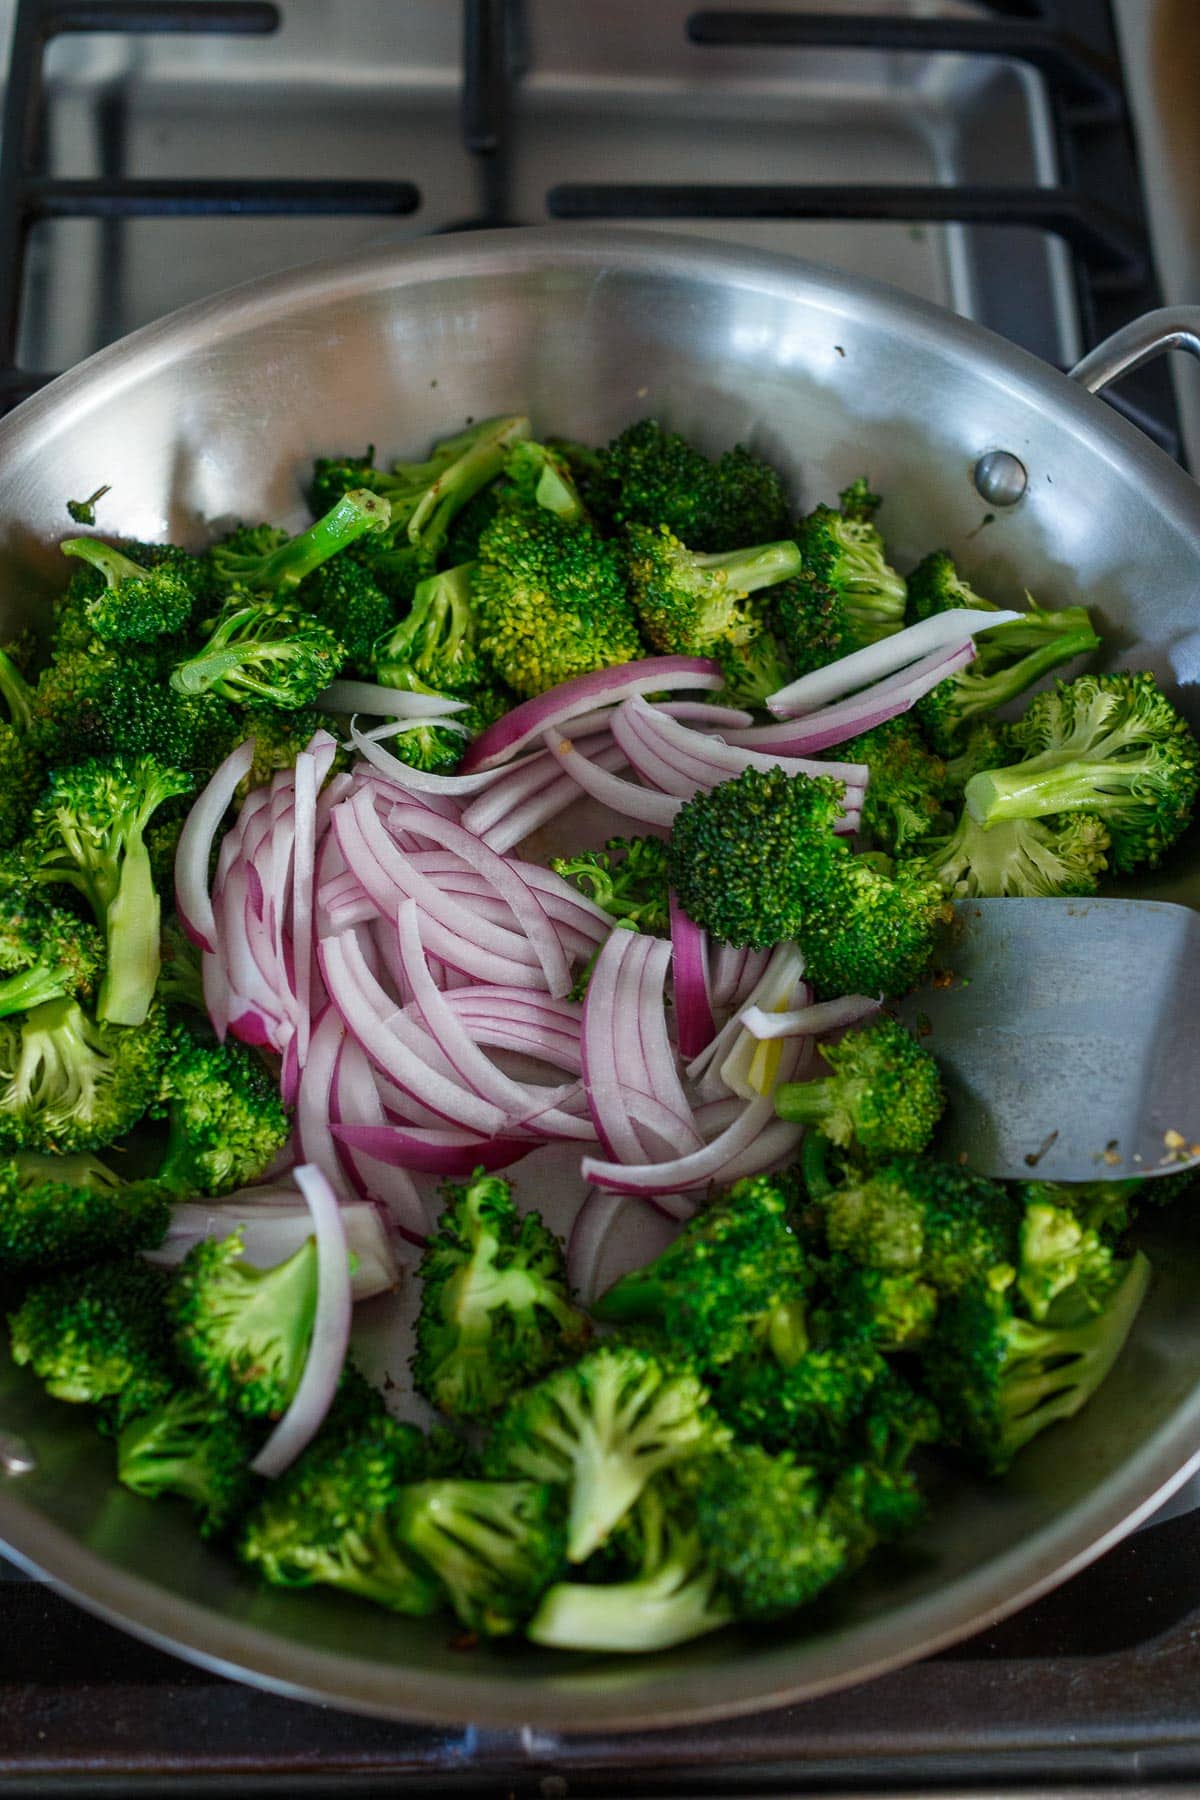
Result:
[709, 944, 773, 1011]
[739, 993, 883, 1039]
[175, 738, 256, 951]
[581, 930, 655, 1163]
[543, 728, 681, 826]
[291, 750, 319, 1070]
[351, 764, 462, 823]
[481, 744, 630, 854]
[617, 695, 868, 808]
[295, 1006, 352, 1202]
[333, 1120, 533, 1176]
[460, 733, 608, 837]
[326, 1032, 428, 1241]
[349, 717, 535, 796]
[250, 1164, 352, 1479]
[461, 657, 724, 773]
[688, 943, 806, 1099]
[729, 638, 978, 754]
[318, 678, 470, 717]
[566, 1188, 634, 1302]
[146, 1195, 398, 1300]
[702, 1113, 805, 1188]
[767, 608, 1022, 717]
[581, 1094, 787, 1197]
[386, 803, 572, 999]
[669, 894, 715, 1059]
[319, 930, 508, 1135]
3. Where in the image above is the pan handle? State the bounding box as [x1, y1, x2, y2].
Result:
[1069, 306, 1200, 396]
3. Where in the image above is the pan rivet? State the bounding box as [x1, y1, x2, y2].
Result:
[974, 450, 1028, 506]
[0, 1433, 35, 1475]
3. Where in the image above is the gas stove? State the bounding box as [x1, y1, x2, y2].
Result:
[1, 1, 1198, 1791]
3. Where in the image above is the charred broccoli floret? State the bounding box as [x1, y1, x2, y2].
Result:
[774, 1016, 945, 1157]
[412, 1170, 588, 1422]
[964, 672, 1200, 871]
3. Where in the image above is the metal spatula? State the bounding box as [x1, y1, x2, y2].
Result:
[894, 898, 1200, 1183]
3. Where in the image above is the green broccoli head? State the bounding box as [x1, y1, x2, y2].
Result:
[918, 806, 1111, 900]
[1017, 1200, 1124, 1324]
[118, 1386, 259, 1538]
[592, 420, 791, 551]
[8, 1257, 172, 1408]
[236, 706, 343, 797]
[907, 551, 1098, 667]
[712, 1339, 891, 1456]
[550, 834, 670, 934]
[373, 562, 485, 696]
[153, 1025, 290, 1198]
[0, 1150, 170, 1272]
[0, 997, 167, 1154]
[792, 843, 950, 1000]
[904, 549, 996, 626]
[393, 1477, 567, 1636]
[622, 523, 801, 658]
[795, 482, 907, 644]
[526, 1477, 731, 1652]
[712, 614, 794, 711]
[666, 763, 845, 950]
[689, 1445, 851, 1619]
[240, 1407, 442, 1611]
[499, 440, 588, 523]
[167, 1230, 317, 1419]
[822, 1154, 1021, 1296]
[485, 1343, 729, 1563]
[839, 717, 948, 856]
[170, 602, 345, 710]
[965, 671, 1200, 871]
[916, 623, 1102, 757]
[294, 556, 393, 672]
[412, 1169, 589, 1422]
[0, 878, 105, 1017]
[1018, 1170, 1197, 1243]
[923, 1252, 1151, 1474]
[60, 537, 195, 643]
[473, 505, 643, 700]
[775, 1016, 945, 1158]
[29, 753, 194, 1027]
[811, 1260, 939, 1353]
[592, 1171, 810, 1371]
[33, 642, 240, 780]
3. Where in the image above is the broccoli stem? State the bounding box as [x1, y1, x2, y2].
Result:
[966, 752, 1158, 828]
[983, 604, 1097, 659]
[774, 1080, 841, 1128]
[527, 1569, 731, 1652]
[0, 646, 35, 733]
[407, 415, 532, 550]
[61, 537, 147, 590]
[0, 962, 78, 1019]
[100, 835, 161, 1027]
[238, 489, 391, 592]
[947, 626, 1101, 734]
[693, 540, 802, 596]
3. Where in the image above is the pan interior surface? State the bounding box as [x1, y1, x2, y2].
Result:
[0, 229, 1198, 1729]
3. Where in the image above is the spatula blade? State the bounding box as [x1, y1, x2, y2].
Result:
[895, 898, 1200, 1183]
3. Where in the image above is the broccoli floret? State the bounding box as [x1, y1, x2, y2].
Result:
[793, 481, 907, 645]
[239, 1407, 442, 1610]
[789, 841, 949, 1000]
[499, 440, 588, 523]
[412, 1169, 589, 1422]
[8, 1257, 172, 1408]
[774, 1016, 945, 1157]
[622, 523, 801, 658]
[713, 615, 794, 711]
[234, 706, 338, 796]
[822, 1154, 1021, 1295]
[1017, 1199, 1123, 1323]
[170, 603, 345, 710]
[0, 880, 105, 1016]
[918, 806, 1111, 899]
[0, 997, 166, 1153]
[393, 1478, 567, 1636]
[33, 642, 239, 779]
[29, 754, 194, 1025]
[168, 1230, 318, 1419]
[60, 537, 195, 642]
[0, 1150, 170, 1271]
[66, 484, 111, 527]
[838, 718, 947, 855]
[942, 720, 1015, 795]
[916, 625, 1101, 756]
[592, 1171, 810, 1371]
[208, 488, 392, 596]
[358, 668, 476, 774]
[485, 1344, 729, 1562]
[691, 1446, 851, 1619]
[550, 835, 670, 934]
[294, 556, 393, 671]
[592, 420, 791, 551]
[0, 647, 45, 849]
[712, 1340, 891, 1455]
[117, 1387, 259, 1538]
[373, 562, 485, 695]
[923, 1251, 1151, 1474]
[1018, 1171, 1196, 1242]
[964, 672, 1200, 871]
[666, 763, 844, 950]
[0, 642, 35, 734]
[906, 551, 1097, 663]
[527, 1479, 731, 1652]
[473, 504, 643, 700]
[153, 1026, 290, 1198]
[813, 1261, 939, 1352]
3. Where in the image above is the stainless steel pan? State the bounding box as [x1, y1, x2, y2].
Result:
[0, 229, 1198, 1731]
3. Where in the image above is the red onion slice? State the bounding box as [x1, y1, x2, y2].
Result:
[581, 930, 655, 1163]
[146, 1196, 398, 1302]
[618, 695, 868, 806]
[581, 1094, 789, 1197]
[349, 717, 536, 795]
[566, 1188, 634, 1302]
[460, 733, 608, 836]
[739, 993, 883, 1039]
[728, 638, 978, 754]
[669, 894, 715, 1059]
[318, 678, 470, 717]
[461, 656, 723, 772]
[333, 1120, 533, 1176]
[250, 1163, 352, 1479]
[175, 738, 256, 952]
[767, 608, 1022, 717]
[291, 750, 319, 1070]
[543, 728, 681, 826]
[481, 744, 630, 854]
[295, 1006, 352, 1202]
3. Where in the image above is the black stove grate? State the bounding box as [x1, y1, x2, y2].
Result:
[0, 0, 1183, 458]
